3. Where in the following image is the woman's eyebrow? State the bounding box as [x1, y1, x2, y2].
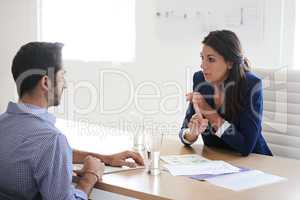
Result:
[206, 54, 217, 58]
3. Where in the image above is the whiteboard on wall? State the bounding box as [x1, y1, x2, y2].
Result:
[154, 0, 265, 43]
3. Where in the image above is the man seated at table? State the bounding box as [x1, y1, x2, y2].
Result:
[0, 42, 144, 200]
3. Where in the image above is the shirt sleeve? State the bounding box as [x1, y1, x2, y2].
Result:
[32, 133, 88, 200]
[214, 120, 232, 138]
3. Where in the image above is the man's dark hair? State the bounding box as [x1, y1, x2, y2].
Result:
[11, 42, 64, 97]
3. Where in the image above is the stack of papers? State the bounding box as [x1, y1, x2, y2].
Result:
[161, 154, 287, 191]
[190, 166, 250, 180]
[161, 154, 240, 176]
[164, 160, 240, 176]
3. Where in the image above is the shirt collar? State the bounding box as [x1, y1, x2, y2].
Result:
[6, 101, 56, 125]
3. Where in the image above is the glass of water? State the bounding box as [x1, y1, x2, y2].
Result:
[144, 131, 163, 175]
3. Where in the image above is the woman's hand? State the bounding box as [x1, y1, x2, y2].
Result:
[184, 113, 208, 143]
[186, 92, 209, 115]
[186, 92, 224, 130]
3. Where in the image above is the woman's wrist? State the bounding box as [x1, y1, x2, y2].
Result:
[183, 129, 199, 143]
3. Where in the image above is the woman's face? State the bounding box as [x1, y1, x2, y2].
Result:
[200, 45, 231, 84]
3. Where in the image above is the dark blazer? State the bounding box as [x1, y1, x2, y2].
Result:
[179, 71, 273, 156]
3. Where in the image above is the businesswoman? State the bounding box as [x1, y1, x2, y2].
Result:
[179, 30, 272, 156]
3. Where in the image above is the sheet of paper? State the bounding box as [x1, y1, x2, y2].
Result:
[160, 154, 210, 165]
[73, 164, 144, 175]
[164, 161, 240, 176]
[190, 166, 250, 180]
[206, 170, 287, 191]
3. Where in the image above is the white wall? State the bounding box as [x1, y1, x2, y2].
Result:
[0, 0, 296, 134]
[0, 0, 38, 111]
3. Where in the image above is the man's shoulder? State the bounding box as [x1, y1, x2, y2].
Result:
[26, 123, 65, 144]
[27, 130, 69, 162]
[13, 116, 65, 144]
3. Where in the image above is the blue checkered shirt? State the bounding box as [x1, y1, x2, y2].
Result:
[0, 102, 87, 200]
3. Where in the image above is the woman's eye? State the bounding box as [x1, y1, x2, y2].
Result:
[208, 57, 215, 62]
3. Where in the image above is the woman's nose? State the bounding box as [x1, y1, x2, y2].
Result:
[201, 62, 207, 70]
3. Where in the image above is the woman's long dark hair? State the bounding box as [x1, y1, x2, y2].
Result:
[202, 30, 250, 121]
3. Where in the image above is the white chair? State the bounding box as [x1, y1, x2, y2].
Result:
[253, 67, 300, 159]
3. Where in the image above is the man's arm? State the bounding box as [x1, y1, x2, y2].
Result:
[33, 134, 97, 200]
[73, 149, 144, 167]
[76, 156, 104, 195]
[73, 149, 110, 164]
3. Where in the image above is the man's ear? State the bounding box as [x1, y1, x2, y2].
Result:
[40, 75, 49, 92]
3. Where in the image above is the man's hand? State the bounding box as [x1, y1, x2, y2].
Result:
[73, 149, 144, 168]
[74, 155, 105, 181]
[76, 156, 105, 195]
[105, 151, 144, 168]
